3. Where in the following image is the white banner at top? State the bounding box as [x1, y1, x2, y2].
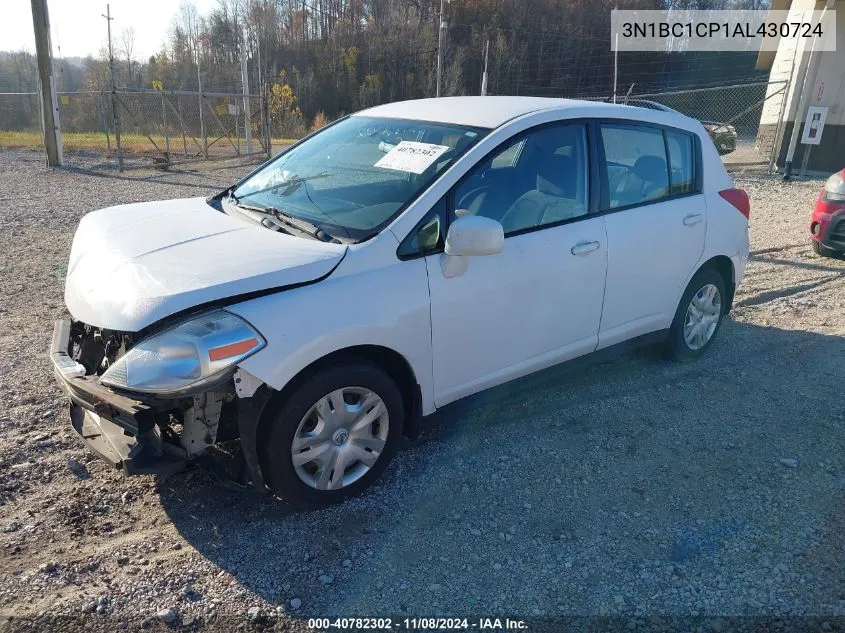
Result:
[611, 9, 837, 52]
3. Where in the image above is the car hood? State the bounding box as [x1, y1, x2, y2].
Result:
[64, 197, 346, 332]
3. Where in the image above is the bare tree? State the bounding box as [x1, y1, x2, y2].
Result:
[10, 49, 38, 92]
[42, 0, 770, 121]
[121, 28, 136, 87]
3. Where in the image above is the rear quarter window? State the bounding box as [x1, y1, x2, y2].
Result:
[665, 130, 695, 195]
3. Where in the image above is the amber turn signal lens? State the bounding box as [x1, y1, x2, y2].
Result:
[208, 338, 260, 362]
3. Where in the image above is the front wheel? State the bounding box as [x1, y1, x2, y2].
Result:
[261, 359, 404, 508]
[664, 268, 727, 361]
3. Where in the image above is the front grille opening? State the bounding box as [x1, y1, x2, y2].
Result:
[828, 220, 845, 242]
[69, 320, 136, 376]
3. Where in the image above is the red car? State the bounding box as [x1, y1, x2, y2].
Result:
[810, 168, 845, 258]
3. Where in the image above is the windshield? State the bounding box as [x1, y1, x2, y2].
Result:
[231, 116, 486, 241]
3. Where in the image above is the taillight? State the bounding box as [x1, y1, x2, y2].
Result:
[719, 188, 750, 220]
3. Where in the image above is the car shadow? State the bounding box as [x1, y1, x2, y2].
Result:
[750, 252, 845, 269]
[158, 319, 845, 617]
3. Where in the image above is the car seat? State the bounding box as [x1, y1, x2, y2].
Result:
[499, 153, 583, 233]
[611, 154, 669, 207]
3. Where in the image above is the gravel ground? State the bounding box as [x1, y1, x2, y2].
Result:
[0, 149, 843, 632]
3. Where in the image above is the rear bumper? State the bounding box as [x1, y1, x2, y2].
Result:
[51, 319, 186, 475]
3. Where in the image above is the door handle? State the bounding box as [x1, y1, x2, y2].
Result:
[570, 241, 600, 256]
[683, 213, 704, 226]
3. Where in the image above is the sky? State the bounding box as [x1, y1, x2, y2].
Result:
[2, 0, 219, 59]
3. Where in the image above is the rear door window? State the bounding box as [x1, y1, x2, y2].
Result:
[600, 124, 670, 209]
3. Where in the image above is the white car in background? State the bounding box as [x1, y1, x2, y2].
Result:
[51, 96, 750, 507]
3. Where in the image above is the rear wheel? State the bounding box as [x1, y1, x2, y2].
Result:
[812, 239, 840, 258]
[664, 268, 727, 361]
[261, 359, 403, 508]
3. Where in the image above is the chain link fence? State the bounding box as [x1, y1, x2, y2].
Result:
[2, 80, 788, 170]
[0, 92, 41, 133]
[111, 90, 269, 168]
[589, 81, 789, 168]
[0, 89, 270, 170]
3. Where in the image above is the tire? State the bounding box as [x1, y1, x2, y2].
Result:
[261, 359, 403, 508]
[812, 239, 840, 258]
[664, 268, 727, 361]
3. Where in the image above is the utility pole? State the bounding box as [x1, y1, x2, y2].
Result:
[196, 35, 207, 158]
[102, 4, 123, 170]
[613, 32, 619, 103]
[30, 0, 62, 166]
[436, 0, 446, 97]
[256, 28, 263, 95]
[241, 29, 253, 154]
[481, 38, 489, 96]
[56, 43, 63, 91]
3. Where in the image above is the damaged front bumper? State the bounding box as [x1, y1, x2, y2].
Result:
[51, 319, 187, 475]
[51, 319, 270, 490]
[67, 404, 187, 476]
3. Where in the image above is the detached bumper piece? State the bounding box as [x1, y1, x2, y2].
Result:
[69, 405, 185, 476]
[51, 320, 186, 476]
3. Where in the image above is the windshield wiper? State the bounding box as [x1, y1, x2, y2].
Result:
[269, 208, 339, 243]
[229, 195, 338, 243]
[227, 195, 268, 214]
[231, 172, 330, 203]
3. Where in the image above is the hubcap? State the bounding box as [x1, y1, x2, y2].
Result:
[291, 387, 389, 491]
[683, 283, 722, 351]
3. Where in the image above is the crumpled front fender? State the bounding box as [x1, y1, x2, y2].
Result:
[236, 385, 275, 491]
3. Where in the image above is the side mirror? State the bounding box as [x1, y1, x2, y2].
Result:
[444, 214, 504, 257]
[440, 214, 504, 278]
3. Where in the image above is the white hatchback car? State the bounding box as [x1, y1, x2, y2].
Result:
[51, 96, 750, 506]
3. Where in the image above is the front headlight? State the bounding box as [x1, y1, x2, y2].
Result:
[101, 310, 265, 396]
[823, 171, 845, 202]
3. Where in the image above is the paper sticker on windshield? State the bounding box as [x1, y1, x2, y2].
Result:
[374, 141, 450, 174]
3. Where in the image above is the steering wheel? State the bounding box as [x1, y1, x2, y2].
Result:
[455, 185, 492, 215]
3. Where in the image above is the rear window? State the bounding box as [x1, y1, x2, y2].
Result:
[599, 123, 699, 210]
[601, 124, 670, 209]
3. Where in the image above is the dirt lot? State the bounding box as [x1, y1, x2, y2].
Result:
[0, 148, 843, 632]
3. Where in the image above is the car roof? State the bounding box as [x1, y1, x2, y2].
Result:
[355, 96, 689, 130]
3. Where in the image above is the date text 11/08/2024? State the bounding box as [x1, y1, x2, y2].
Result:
[307, 618, 529, 630]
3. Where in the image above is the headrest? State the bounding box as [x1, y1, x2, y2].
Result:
[632, 155, 668, 183]
[537, 154, 575, 197]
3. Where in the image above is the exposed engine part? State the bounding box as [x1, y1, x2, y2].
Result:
[181, 392, 226, 457]
[102, 335, 122, 372]
[70, 320, 134, 376]
[76, 334, 105, 375]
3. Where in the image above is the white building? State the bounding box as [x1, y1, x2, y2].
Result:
[757, 0, 844, 172]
